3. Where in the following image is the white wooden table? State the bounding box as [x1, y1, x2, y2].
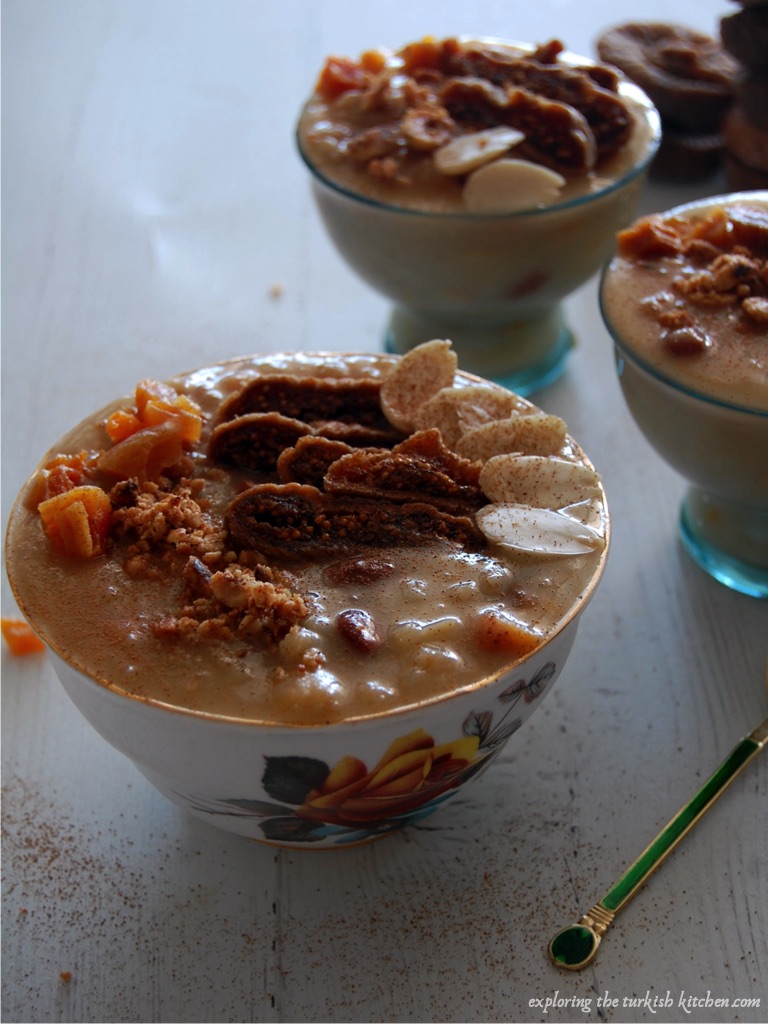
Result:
[2, 2, 766, 1022]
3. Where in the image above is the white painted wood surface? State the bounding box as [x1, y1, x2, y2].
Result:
[2, 2, 766, 1022]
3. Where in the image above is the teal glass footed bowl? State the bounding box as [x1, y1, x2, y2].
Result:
[297, 63, 659, 397]
[609, 338, 768, 598]
[599, 191, 768, 601]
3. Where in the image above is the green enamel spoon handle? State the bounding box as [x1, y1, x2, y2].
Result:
[549, 717, 768, 970]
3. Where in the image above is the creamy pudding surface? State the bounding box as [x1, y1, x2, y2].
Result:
[601, 194, 768, 410]
[298, 36, 657, 214]
[6, 345, 607, 726]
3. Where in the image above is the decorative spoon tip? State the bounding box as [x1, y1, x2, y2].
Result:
[548, 924, 600, 970]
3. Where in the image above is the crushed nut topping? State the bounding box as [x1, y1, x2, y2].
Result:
[616, 203, 768, 354]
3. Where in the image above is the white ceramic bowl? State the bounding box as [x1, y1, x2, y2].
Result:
[600, 193, 768, 598]
[45, 618, 585, 848]
[6, 352, 609, 848]
[297, 37, 660, 394]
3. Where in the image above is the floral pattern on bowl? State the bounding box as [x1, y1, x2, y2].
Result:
[184, 662, 556, 846]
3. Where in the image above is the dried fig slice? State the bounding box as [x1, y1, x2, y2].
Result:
[209, 413, 313, 473]
[218, 374, 390, 429]
[313, 420, 405, 447]
[323, 429, 483, 513]
[392, 428, 482, 486]
[226, 483, 484, 561]
[443, 78, 597, 175]
[277, 436, 360, 486]
[446, 47, 633, 160]
[503, 89, 596, 175]
[439, 78, 510, 130]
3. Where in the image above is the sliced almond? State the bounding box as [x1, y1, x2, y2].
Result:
[434, 126, 525, 176]
[463, 158, 566, 214]
[479, 454, 602, 508]
[456, 412, 567, 462]
[414, 385, 523, 449]
[380, 339, 457, 433]
[476, 503, 604, 556]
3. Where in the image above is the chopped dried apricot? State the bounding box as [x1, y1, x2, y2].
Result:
[399, 37, 442, 73]
[131, 380, 203, 442]
[690, 207, 731, 248]
[141, 394, 203, 443]
[472, 609, 542, 657]
[38, 485, 112, 558]
[97, 419, 186, 482]
[98, 380, 203, 481]
[315, 57, 370, 100]
[26, 451, 93, 508]
[617, 215, 683, 259]
[105, 408, 143, 443]
[1, 618, 46, 655]
[359, 48, 387, 73]
[135, 378, 179, 415]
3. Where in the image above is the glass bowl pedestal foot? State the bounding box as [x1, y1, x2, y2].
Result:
[679, 487, 768, 599]
[385, 302, 573, 397]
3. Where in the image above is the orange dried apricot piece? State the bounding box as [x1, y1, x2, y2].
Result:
[26, 451, 92, 508]
[38, 485, 112, 558]
[472, 609, 543, 657]
[97, 419, 186, 482]
[399, 37, 441, 73]
[690, 207, 731, 249]
[359, 48, 387, 74]
[135, 378, 179, 415]
[105, 379, 203, 454]
[617, 215, 683, 258]
[1, 618, 46, 655]
[105, 408, 143, 443]
[141, 394, 203, 443]
[133, 379, 203, 443]
[315, 56, 370, 100]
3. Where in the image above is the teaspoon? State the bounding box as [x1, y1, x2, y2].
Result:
[549, 714, 768, 970]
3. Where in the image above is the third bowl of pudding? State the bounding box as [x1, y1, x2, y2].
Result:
[297, 35, 660, 395]
[600, 191, 768, 598]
